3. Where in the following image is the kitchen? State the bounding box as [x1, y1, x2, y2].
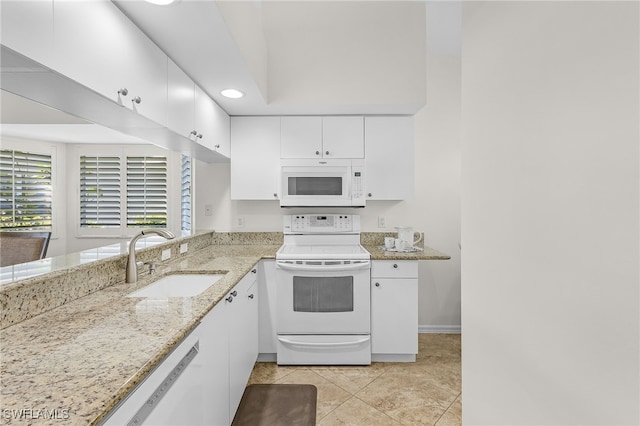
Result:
[0, 1, 638, 426]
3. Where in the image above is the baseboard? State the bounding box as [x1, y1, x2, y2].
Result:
[419, 325, 461, 334]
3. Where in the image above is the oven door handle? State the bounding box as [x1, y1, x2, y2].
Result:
[276, 260, 370, 272]
[277, 336, 370, 347]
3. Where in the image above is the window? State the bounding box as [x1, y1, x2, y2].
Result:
[126, 156, 167, 228]
[180, 155, 192, 234]
[0, 149, 52, 230]
[77, 147, 171, 236]
[79, 156, 121, 228]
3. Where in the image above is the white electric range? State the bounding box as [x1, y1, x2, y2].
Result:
[275, 214, 372, 365]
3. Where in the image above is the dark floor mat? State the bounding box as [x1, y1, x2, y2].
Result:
[232, 384, 317, 426]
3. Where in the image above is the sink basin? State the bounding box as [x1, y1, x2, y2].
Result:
[127, 273, 224, 299]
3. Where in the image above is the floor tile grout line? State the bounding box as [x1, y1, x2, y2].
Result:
[433, 391, 462, 426]
[351, 393, 404, 425]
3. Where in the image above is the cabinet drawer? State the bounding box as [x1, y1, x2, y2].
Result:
[371, 260, 418, 278]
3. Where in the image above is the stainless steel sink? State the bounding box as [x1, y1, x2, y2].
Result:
[127, 273, 225, 298]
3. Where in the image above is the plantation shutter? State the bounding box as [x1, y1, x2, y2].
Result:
[181, 155, 192, 232]
[79, 156, 121, 228]
[0, 150, 53, 230]
[126, 156, 167, 228]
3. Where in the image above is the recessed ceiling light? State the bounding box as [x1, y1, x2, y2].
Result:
[221, 89, 245, 99]
[144, 0, 178, 5]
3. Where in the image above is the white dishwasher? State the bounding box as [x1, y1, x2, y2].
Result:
[102, 331, 206, 426]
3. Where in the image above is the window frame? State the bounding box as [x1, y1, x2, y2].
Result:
[0, 139, 59, 236]
[74, 145, 179, 238]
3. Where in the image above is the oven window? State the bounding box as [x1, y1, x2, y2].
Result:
[288, 177, 343, 196]
[292, 276, 353, 312]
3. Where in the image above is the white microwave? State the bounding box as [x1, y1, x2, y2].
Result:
[280, 159, 366, 208]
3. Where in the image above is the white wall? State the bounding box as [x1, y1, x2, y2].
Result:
[195, 49, 461, 331]
[461, 2, 639, 424]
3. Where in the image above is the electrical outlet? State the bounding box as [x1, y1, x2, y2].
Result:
[378, 216, 386, 228]
[161, 249, 171, 261]
[180, 243, 188, 254]
[204, 205, 213, 216]
[236, 216, 245, 229]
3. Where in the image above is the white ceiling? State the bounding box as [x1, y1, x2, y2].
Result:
[1, 1, 460, 144]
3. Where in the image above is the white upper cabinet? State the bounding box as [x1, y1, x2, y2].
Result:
[280, 116, 323, 158]
[0, 0, 54, 67]
[195, 85, 230, 158]
[365, 116, 415, 200]
[280, 116, 364, 159]
[322, 116, 364, 158]
[53, 0, 168, 125]
[167, 59, 195, 140]
[230, 117, 281, 200]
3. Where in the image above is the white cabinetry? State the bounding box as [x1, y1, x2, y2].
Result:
[371, 260, 418, 361]
[365, 116, 415, 200]
[167, 59, 195, 140]
[227, 269, 259, 419]
[230, 117, 281, 200]
[0, 0, 54, 67]
[54, 0, 168, 125]
[323, 116, 365, 158]
[104, 267, 261, 425]
[280, 116, 364, 159]
[167, 60, 230, 158]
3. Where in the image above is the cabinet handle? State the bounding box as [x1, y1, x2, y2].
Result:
[196, 133, 203, 139]
[325, 150, 330, 156]
[315, 151, 320, 156]
[132, 96, 142, 104]
[117, 88, 128, 96]
[375, 282, 380, 287]
[273, 193, 278, 198]
[215, 144, 220, 149]
[368, 193, 373, 198]
[393, 264, 398, 269]
[231, 290, 237, 297]
[190, 130, 197, 136]
[251, 269, 257, 274]
[226, 296, 234, 303]
[248, 294, 254, 300]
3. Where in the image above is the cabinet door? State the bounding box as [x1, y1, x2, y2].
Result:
[228, 272, 259, 420]
[258, 260, 278, 355]
[54, 0, 168, 125]
[365, 116, 415, 200]
[322, 116, 364, 158]
[230, 116, 281, 200]
[0, 0, 54, 67]
[167, 59, 195, 140]
[280, 116, 322, 159]
[371, 278, 418, 355]
[195, 85, 230, 157]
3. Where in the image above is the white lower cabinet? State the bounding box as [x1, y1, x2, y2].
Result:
[371, 260, 419, 361]
[228, 269, 259, 420]
[103, 268, 260, 426]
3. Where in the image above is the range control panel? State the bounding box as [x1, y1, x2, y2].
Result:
[283, 214, 360, 233]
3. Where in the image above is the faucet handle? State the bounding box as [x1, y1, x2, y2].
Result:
[144, 261, 158, 275]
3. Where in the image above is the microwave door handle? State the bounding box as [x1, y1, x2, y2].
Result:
[276, 261, 370, 272]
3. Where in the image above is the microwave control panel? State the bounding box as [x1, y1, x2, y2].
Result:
[283, 214, 360, 233]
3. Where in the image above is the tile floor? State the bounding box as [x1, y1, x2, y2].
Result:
[247, 334, 461, 425]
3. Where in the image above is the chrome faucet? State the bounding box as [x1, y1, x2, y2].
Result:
[126, 229, 175, 283]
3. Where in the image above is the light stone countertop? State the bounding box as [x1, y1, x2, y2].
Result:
[0, 236, 449, 425]
[0, 243, 280, 426]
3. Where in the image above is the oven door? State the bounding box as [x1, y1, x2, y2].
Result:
[275, 260, 371, 334]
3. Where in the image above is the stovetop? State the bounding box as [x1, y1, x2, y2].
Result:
[276, 243, 370, 260]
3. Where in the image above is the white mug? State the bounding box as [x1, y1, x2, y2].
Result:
[395, 238, 408, 251]
[384, 237, 395, 249]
